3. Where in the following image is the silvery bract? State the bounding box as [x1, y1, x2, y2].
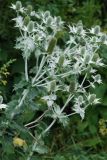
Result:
[0, 95, 7, 109]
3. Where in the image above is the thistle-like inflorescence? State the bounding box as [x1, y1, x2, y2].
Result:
[6, 1, 107, 159]
[100, 34, 107, 43]
[26, 5, 33, 15]
[27, 21, 34, 33]
[58, 55, 65, 66]
[47, 37, 57, 54]
[16, 1, 22, 11]
[23, 16, 30, 26]
[94, 25, 100, 35]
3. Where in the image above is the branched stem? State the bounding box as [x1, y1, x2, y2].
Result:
[27, 94, 73, 160]
[27, 119, 56, 160]
[25, 109, 49, 127]
[32, 77, 48, 87]
[32, 56, 46, 84]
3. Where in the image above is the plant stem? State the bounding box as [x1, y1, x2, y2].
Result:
[60, 112, 76, 118]
[42, 119, 56, 135]
[18, 89, 29, 108]
[25, 109, 49, 127]
[27, 119, 56, 160]
[32, 77, 48, 87]
[27, 94, 74, 160]
[25, 57, 29, 82]
[35, 71, 46, 82]
[33, 79, 54, 87]
[60, 94, 74, 113]
[10, 89, 29, 119]
[56, 70, 73, 78]
[32, 56, 46, 84]
[80, 73, 87, 87]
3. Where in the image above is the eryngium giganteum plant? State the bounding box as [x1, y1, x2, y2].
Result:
[2, 1, 107, 159]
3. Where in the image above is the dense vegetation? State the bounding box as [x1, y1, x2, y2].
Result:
[1, 0, 107, 160]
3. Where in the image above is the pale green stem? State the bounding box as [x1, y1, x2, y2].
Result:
[18, 89, 29, 108]
[25, 57, 29, 82]
[35, 70, 46, 82]
[25, 109, 49, 127]
[32, 56, 46, 84]
[27, 119, 56, 160]
[27, 94, 74, 160]
[36, 55, 39, 71]
[60, 94, 74, 113]
[32, 77, 49, 87]
[80, 73, 87, 87]
[33, 79, 56, 87]
[56, 70, 73, 78]
[60, 112, 76, 118]
[11, 89, 29, 119]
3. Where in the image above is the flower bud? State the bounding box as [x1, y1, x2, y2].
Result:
[69, 81, 76, 93]
[92, 37, 97, 42]
[47, 16, 52, 26]
[80, 47, 86, 55]
[93, 53, 99, 62]
[89, 94, 96, 104]
[16, 1, 22, 10]
[94, 25, 100, 35]
[50, 80, 56, 91]
[77, 20, 83, 27]
[27, 21, 34, 32]
[56, 16, 61, 25]
[77, 26, 83, 34]
[78, 96, 83, 104]
[26, 5, 33, 14]
[47, 37, 57, 54]
[58, 55, 65, 66]
[55, 31, 63, 39]
[86, 66, 91, 73]
[34, 34, 39, 42]
[44, 11, 50, 18]
[24, 16, 30, 26]
[84, 54, 91, 64]
[100, 34, 107, 43]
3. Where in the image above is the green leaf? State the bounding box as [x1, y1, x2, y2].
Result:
[82, 137, 102, 147]
[2, 139, 14, 154]
[0, 48, 7, 61]
[54, 155, 66, 160]
[18, 106, 35, 123]
[34, 144, 48, 154]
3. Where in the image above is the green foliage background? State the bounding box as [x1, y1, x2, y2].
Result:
[1, 0, 107, 159]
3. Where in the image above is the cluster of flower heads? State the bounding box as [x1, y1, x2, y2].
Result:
[11, 1, 63, 58]
[11, 1, 106, 121]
